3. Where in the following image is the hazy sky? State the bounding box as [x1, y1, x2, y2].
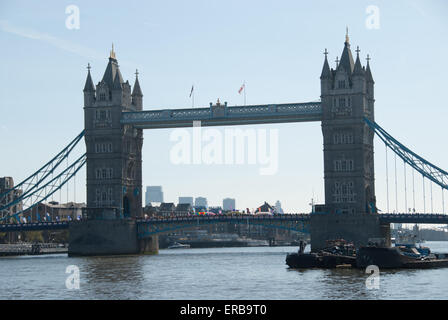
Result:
[1, 0, 447, 214]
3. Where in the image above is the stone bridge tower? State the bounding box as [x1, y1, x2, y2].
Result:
[311, 32, 390, 250]
[83, 47, 143, 218]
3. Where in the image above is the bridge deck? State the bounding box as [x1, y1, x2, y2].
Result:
[1, 213, 447, 233]
[121, 102, 322, 129]
[0, 221, 69, 232]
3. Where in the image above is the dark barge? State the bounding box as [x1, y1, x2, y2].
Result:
[286, 239, 448, 269]
[286, 239, 357, 269]
[356, 246, 448, 269]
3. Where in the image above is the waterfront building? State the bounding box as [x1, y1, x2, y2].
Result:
[143, 203, 158, 218]
[175, 203, 193, 215]
[0, 177, 23, 220]
[22, 201, 86, 222]
[274, 200, 284, 214]
[257, 202, 274, 213]
[208, 206, 223, 214]
[195, 197, 208, 209]
[159, 202, 176, 216]
[178, 197, 194, 206]
[223, 198, 236, 211]
[146, 186, 164, 205]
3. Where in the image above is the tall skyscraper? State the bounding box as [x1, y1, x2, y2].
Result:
[145, 186, 164, 205]
[274, 200, 284, 214]
[194, 197, 208, 208]
[178, 197, 193, 206]
[223, 198, 236, 211]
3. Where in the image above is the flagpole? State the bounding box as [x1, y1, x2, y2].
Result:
[244, 81, 246, 106]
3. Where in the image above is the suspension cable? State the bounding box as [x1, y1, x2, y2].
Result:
[404, 160, 408, 213]
[412, 169, 416, 213]
[430, 181, 433, 213]
[394, 152, 398, 213]
[385, 144, 390, 213]
[423, 176, 426, 214]
[443, 187, 445, 214]
[74, 174, 76, 203]
[66, 157, 69, 205]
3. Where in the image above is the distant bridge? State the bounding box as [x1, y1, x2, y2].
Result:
[2, 213, 448, 236]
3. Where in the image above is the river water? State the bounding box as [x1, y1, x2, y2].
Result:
[1, 241, 447, 300]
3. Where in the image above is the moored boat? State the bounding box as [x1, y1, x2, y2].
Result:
[286, 239, 357, 269]
[356, 245, 448, 269]
[167, 242, 191, 249]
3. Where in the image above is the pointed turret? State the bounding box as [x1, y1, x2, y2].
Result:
[83, 63, 95, 107]
[101, 44, 124, 88]
[83, 63, 95, 92]
[352, 47, 364, 76]
[320, 49, 332, 79]
[132, 69, 143, 110]
[132, 70, 143, 96]
[337, 28, 354, 73]
[365, 55, 374, 83]
[113, 71, 122, 90]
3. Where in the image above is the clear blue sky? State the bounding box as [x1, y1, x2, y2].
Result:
[1, 0, 447, 214]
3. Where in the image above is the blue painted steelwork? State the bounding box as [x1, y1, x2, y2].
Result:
[0, 221, 69, 232]
[0, 131, 85, 216]
[364, 117, 448, 190]
[136, 214, 310, 238]
[378, 213, 448, 224]
[3, 213, 448, 233]
[121, 102, 322, 129]
[0, 154, 86, 222]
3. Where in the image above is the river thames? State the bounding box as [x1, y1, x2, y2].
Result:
[1, 241, 447, 300]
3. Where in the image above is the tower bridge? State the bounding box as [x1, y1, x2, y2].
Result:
[2, 32, 448, 255]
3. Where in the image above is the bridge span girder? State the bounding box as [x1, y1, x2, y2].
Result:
[136, 214, 310, 238]
[121, 102, 322, 129]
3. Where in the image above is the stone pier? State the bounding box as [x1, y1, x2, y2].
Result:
[68, 219, 158, 256]
[310, 212, 391, 251]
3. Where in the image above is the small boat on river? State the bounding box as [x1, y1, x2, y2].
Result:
[167, 242, 191, 249]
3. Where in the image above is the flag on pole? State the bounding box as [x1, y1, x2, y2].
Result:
[238, 82, 245, 94]
[189, 85, 194, 98]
